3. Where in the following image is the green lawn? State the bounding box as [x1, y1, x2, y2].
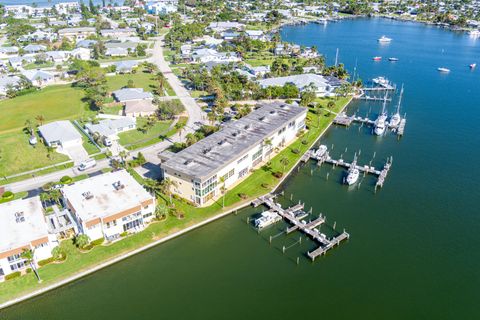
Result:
[0, 85, 90, 134]
[102, 104, 124, 116]
[106, 70, 158, 93]
[118, 118, 173, 149]
[24, 61, 54, 70]
[0, 97, 350, 304]
[244, 58, 274, 67]
[0, 131, 70, 178]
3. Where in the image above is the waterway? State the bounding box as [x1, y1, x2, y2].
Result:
[2, 18, 480, 319]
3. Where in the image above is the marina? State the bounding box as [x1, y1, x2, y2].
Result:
[252, 194, 349, 261]
[305, 145, 393, 189]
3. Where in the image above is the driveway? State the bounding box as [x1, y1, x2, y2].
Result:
[63, 145, 89, 165]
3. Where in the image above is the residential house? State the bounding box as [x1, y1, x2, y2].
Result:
[38, 121, 83, 148]
[245, 30, 265, 40]
[113, 60, 139, 73]
[244, 64, 270, 77]
[222, 31, 240, 41]
[192, 48, 240, 63]
[21, 70, 55, 87]
[0, 197, 59, 279]
[112, 88, 153, 103]
[76, 39, 97, 49]
[145, 0, 178, 15]
[61, 170, 156, 241]
[100, 28, 137, 39]
[23, 44, 47, 54]
[159, 103, 307, 206]
[54, 2, 80, 14]
[105, 47, 129, 57]
[71, 47, 91, 60]
[0, 46, 19, 59]
[0, 75, 22, 96]
[208, 21, 245, 33]
[8, 56, 35, 69]
[85, 117, 136, 145]
[124, 100, 157, 118]
[257, 74, 341, 97]
[58, 27, 96, 41]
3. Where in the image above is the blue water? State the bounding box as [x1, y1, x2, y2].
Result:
[2, 18, 480, 320]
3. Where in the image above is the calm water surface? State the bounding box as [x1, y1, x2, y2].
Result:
[2, 18, 480, 320]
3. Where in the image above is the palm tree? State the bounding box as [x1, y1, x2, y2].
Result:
[280, 157, 289, 173]
[219, 176, 226, 208]
[21, 248, 41, 282]
[25, 119, 34, 135]
[174, 122, 185, 138]
[160, 178, 178, 204]
[46, 146, 54, 160]
[264, 138, 273, 160]
[75, 234, 90, 249]
[144, 178, 162, 196]
[35, 114, 45, 126]
[119, 150, 129, 166]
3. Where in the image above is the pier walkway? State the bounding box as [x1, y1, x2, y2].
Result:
[252, 195, 349, 260]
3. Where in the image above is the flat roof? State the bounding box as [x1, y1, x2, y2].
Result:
[161, 102, 306, 180]
[0, 197, 49, 254]
[61, 170, 153, 223]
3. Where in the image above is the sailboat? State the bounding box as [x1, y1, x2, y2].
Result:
[389, 85, 403, 128]
[374, 94, 388, 136]
[345, 154, 360, 185]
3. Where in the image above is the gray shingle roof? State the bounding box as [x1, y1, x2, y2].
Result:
[112, 88, 153, 102]
[38, 121, 82, 144]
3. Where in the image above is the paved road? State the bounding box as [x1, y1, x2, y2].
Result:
[5, 37, 205, 193]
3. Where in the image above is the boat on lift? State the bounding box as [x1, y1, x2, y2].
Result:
[374, 94, 388, 136]
[345, 154, 360, 185]
[389, 85, 403, 128]
[254, 210, 282, 229]
[378, 35, 392, 43]
[437, 67, 450, 73]
[314, 144, 328, 158]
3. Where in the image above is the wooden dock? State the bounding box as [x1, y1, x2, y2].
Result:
[254, 196, 348, 260]
[308, 145, 393, 188]
[333, 112, 406, 136]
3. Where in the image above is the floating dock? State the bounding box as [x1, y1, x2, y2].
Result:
[252, 195, 349, 260]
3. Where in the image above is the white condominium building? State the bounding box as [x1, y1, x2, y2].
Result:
[62, 170, 156, 242]
[0, 197, 58, 279]
[159, 103, 307, 206]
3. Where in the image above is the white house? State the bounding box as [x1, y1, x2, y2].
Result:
[257, 74, 341, 97]
[145, 0, 178, 15]
[61, 170, 156, 241]
[38, 121, 83, 148]
[58, 27, 96, 41]
[192, 48, 240, 63]
[85, 117, 136, 144]
[112, 88, 154, 103]
[71, 47, 91, 60]
[0, 197, 58, 279]
[21, 70, 55, 87]
[245, 30, 265, 40]
[0, 75, 22, 96]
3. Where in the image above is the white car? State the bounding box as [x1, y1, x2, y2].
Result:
[78, 159, 96, 171]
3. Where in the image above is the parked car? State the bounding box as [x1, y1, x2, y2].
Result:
[78, 158, 96, 171]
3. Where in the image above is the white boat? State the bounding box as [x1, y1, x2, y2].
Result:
[470, 63, 476, 69]
[372, 76, 390, 86]
[345, 155, 360, 185]
[388, 57, 399, 62]
[374, 94, 388, 136]
[378, 35, 392, 43]
[389, 85, 403, 128]
[314, 144, 328, 157]
[469, 30, 480, 37]
[437, 67, 450, 73]
[254, 210, 281, 229]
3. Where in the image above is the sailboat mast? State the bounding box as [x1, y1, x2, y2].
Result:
[396, 85, 404, 114]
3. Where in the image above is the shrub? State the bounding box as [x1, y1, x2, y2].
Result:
[238, 193, 248, 200]
[91, 238, 104, 246]
[52, 246, 67, 261]
[261, 183, 270, 189]
[120, 231, 128, 237]
[60, 175, 73, 184]
[292, 148, 300, 154]
[25, 268, 32, 273]
[5, 272, 21, 280]
[38, 257, 55, 267]
[301, 139, 308, 145]
[273, 171, 283, 178]
[1, 191, 14, 200]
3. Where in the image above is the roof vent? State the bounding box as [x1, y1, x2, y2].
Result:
[82, 191, 94, 200]
[113, 181, 125, 190]
[203, 147, 212, 154]
[184, 159, 195, 166]
[15, 212, 25, 223]
[270, 110, 277, 115]
[259, 116, 267, 122]
[280, 104, 290, 110]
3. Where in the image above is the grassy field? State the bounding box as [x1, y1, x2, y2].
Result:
[244, 58, 274, 67]
[0, 97, 351, 304]
[0, 85, 90, 134]
[106, 70, 158, 93]
[0, 130, 70, 178]
[118, 118, 173, 148]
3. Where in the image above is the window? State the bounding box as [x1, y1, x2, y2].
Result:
[143, 212, 152, 218]
[10, 261, 25, 271]
[35, 242, 48, 249]
[237, 154, 248, 164]
[7, 254, 22, 263]
[0, 268, 4, 276]
[220, 169, 235, 181]
[252, 148, 263, 161]
[238, 167, 248, 178]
